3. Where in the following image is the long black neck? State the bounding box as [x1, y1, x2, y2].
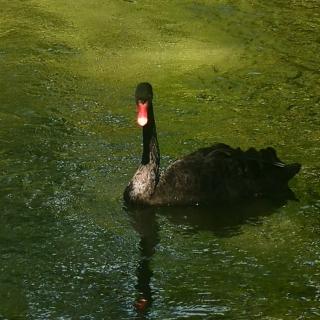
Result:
[141, 102, 160, 167]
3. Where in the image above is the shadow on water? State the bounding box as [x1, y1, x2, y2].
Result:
[126, 192, 296, 318]
[160, 196, 296, 237]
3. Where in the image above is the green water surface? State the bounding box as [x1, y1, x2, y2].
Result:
[1, 0, 320, 319]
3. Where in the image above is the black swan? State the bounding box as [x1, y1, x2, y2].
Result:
[124, 82, 301, 206]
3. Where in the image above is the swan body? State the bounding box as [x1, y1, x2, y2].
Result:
[124, 83, 301, 206]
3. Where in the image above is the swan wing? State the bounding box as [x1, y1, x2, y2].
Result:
[151, 143, 299, 205]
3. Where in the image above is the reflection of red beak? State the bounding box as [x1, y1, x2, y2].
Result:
[137, 101, 148, 127]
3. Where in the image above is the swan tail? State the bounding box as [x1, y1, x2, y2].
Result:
[242, 147, 300, 175]
[283, 163, 301, 181]
[260, 147, 301, 180]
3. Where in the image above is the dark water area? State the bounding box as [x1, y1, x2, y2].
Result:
[1, 0, 320, 319]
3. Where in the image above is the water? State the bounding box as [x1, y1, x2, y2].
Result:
[1, 0, 320, 319]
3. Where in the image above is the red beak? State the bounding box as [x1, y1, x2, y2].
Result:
[137, 101, 148, 127]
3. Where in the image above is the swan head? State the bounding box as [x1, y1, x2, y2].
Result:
[135, 82, 153, 127]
